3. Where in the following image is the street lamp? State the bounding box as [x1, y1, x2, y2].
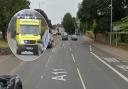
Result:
[110, 0, 113, 45]
[39, 2, 45, 9]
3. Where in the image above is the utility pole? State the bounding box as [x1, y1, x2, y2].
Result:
[39, 2, 45, 9]
[39, 2, 40, 9]
[110, 0, 113, 45]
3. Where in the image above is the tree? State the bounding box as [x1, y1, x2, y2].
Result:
[0, 0, 30, 39]
[62, 13, 75, 34]
[35, 9, 52, 28]
[77, 0, 111, 37]
[113, 0, 128, 21]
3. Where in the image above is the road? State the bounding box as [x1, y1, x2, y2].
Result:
[0, 35, 128, 89]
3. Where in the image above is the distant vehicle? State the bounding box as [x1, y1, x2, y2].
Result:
[0, 75, 22, 89]
[47, 33, 54, 48]
[71, 34, 78, 41]
[61, 32, 68, 40]
[52, 32, 57, 36]
[57, 32, 61, 35]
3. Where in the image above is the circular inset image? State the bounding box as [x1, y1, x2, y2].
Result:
[7, 9, 49, 61]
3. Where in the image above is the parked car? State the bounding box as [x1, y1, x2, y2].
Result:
[52, 32, 57, 36]
[61, 32, 68, 40]
[47, 33, 54, 48]
[0, 75, 22, 89]
[71, 34, 78, 41]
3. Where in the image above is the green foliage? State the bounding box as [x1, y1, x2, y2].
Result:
[62, 13, 75, 34]
[0, 0, 30, 39]
[77, 0, 128, 36]
[113, 0, 128, 21]
[72, 17, 78, 29]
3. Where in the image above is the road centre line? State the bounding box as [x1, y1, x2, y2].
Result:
[71, 53, 75, 63]
[40, 75, 44, 79]
[71, 53, 87, 89]
[45, 55, 52, 68]
[62, 43, 64, 47]
[69, 47, 72, 52]
[91, 52, 128, 82]
[77, 67, 87, 89]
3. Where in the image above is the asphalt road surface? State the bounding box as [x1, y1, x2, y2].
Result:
[0, 35, 128, 89]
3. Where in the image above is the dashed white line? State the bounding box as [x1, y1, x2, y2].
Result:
[71, 53, 87, 89]
[71, 53, 75, 63]
[52, 48, 56, 53]
[89, 45, 92, 52]
[77, 67, 87, 89]
[40, 75, 44, 79]
[91, 52, 128, 82]
[62, 43, 65, 47]
[53, 69, 65, 71]
[69, 47, 72, 52]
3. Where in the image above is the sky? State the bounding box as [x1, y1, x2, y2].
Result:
[29, 0, 82, 25]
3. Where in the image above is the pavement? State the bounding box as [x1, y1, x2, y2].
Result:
[0, 35, 128, 89]
[84, 36, 128, 60]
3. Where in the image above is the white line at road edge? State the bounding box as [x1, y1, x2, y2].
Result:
[71, 54, 75, 63]
[91, 52, 128, 82]
[77, 68, 87, 89]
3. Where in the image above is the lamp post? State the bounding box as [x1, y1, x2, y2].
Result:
[39, 2, 45, 9]
[110, 0, 113, 45]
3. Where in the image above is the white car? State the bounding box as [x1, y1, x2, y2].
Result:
[71, 35, 78, 41]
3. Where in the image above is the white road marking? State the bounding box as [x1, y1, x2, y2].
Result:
[91, 52, 128, 82]
[53, 69, 65, 71]
[52, 69, 67, 81]
[40, 75, 44, 79]
[62, 43, 64, 47]
[71, 53, 75, 63]
[77, 68, 87, 89]
[69, 47, 72, 52]
[52, 72, 67, 75]
[104, 58, 120, 63]
[45, 55, 52, 68]
[52, 75, 67, 81]
[70, 53, 87, 89]
[89, 45, 92, 52]
[116, 65, 128, 71]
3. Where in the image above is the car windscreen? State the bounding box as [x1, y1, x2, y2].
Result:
[20, 25, 39, 35]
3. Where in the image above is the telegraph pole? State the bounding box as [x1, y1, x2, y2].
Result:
[110, 0, 113, 45]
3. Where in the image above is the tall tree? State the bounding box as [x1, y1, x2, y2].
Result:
[113, 0, 128, 21]
[0, 0, 30, 39]
[62, 13, 75, 34]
